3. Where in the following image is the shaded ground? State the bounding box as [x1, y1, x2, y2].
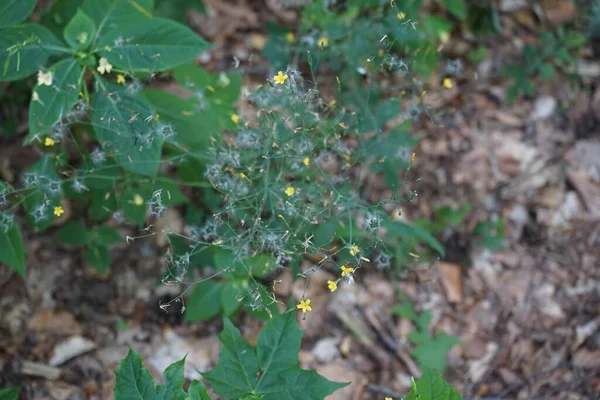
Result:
[1, 1, 600, 399]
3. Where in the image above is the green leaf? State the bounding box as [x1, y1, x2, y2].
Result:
[384, 221, 445, 257]
[114, 350, 157, 400]
[91, 81, 163, 176]
[220, 281, 243, 317]
[204, 313, 348, 400]
[40, 0, 83, 37]
[185, 280, 222, 321]
[157, 357, 187, 400]
[27, 58, 82, 143]
[411, 333, 459, 374]
[98, 18, 211, 72]
[82, 0, 153, 38]
[0, 386, 23, 400]
[0, 0, 37, 27]
[93, 225, 121, 246]
[442, 0, 466, 20]
[57, 220, 90, 246]
[0, 219, 26, 278]
[188, 381, 212, 400]
[121, 187, 150, 226]
[405, 369, 462, 400]
[85, 244, 111, 274]
[63, 8, 96, 49]
[0, 24, 65, 82]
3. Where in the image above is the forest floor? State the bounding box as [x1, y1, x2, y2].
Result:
[1, 1, 599, 399]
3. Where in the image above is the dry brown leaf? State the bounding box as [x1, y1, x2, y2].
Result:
[438, 262, 463, 303]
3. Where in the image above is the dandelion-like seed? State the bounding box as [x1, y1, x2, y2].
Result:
[156, 124, 176, 142]
[71, 179, 88, 193]
[0, 212, 14, 232]
[375, 252, 392, 270]
[21, 172, 40, 188]
[91, 147, 106, 165]
[297, 298, 312, 313]
[33, 203, 47, 223]
[45, 179, 62, 196]
[235, 129, 261, 149]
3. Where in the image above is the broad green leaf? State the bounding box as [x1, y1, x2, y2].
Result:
[220, 281, 242, 316]
[0, 219, 26, 278]
[27, 58, 82, 143]
[0, 24, 65, 82]
[22, 156, 62, 231]
[89, 188, 118, 220]
[114, 350, 157, 400]
[57, 220, 90, 246]
[82, 0, 153, 38]
[40, 0, 83, 37]
[157, 357, 186, 400]
[412, 333, 459, 374]
[85, 244, 111, 274]
[91, 81, 163, 176]
[204, 313, 348, 400]
[63, 8, 96, 49]
[98, 18, 211, 72]
[121, 187, 151, 226]
[384, 221, 445, 257]
[0, 386, 22, 400]
[405, 369, 462, 400]
[188, 381, 211, 400]
[442, 0, 466, 20]
[0, 0, 37, 27]
[93, 225, 121, 246]
[185, 280, 222, 321]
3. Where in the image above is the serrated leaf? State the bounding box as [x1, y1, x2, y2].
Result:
[57, 220, 90, 246]
[0, 24, 65, 82]
[27, 58, 82, 143]
[157, 357, 187, 400]
[442, 0, 466, 20]
[0, 0, 37, 27]
[411, 333, 459, 374]
[204, 313, 348, 400]
[114, 350, 157, 400]
[85, 244, 111, 275]
[82, 0, 153, 38]
[0, 219, 26, 278]
[405, 369, 462, 400]
[0, 386, 23, 400]
[185, 280, 222, 321]
[188, 381, 211, 400]
[98, 18, 211, 72]
[91, 81, 163, 176]
[63, 8, 96, 49]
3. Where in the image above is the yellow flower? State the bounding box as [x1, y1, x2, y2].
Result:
[231, 114, 239, 124]
[37, 70, 53, 86]
[286, 32, 295, 43]
[443, 78, 453, 89]
[327, 280, 337, 292]
[297, 298, 312, 313]
[397, 11, 406, 20]
[273, 71, 288, 85]
[53, 206, 64, 217]
[117, 74, 126, 84]
[44, 137, 56, 147]
[285, 187, 295, 196]
[386, 397, 393, 400]
[97, 57, 112, 74]
[341, 265, 354, 277]
[303, 157, 310, 166]
[317, 37, 329, 48]
[133, 194, 144, 206]
[349, 244, 360, 256]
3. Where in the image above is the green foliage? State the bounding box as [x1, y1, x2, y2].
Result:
[0, 386, 23, 400]
[406, 369, 462, 400]
[204, 313, 347, 399]
[63, 8, 96, 49]
[0, 213, 26, 278]
[0, 0, 37, 28]
[392, 292, 459, 373]
[442, 0, 466, 20]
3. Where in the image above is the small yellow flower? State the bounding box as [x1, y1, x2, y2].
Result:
[285, 187, 295, 196]
[349, 244, 360, 256]
[37, 70, 53, 86]
[297, 298, 312, 313]
[117, 74, 126, 84]
[341, 265, 354, 277]
[133, 194, 144, 206]
[273, 71, 288, 85]
[443, 78, 453, 89]
[97, 57, 113, 74]
[303, 157, 310, 166]
[397, 11, 406, 20]
[327, 280, 338, 292]
[53, 206, 64, 217]
[317, 37, 329, 48]
[286, 32, 295, 43]
[386, 397, 393, 400]
[411, 152, 416, 161]
[44, 137, 56, 147]
[231, 114, 239, 124]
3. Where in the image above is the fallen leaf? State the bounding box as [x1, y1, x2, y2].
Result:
[49, 336, 96, 366]
[438, 262, 463, 303]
